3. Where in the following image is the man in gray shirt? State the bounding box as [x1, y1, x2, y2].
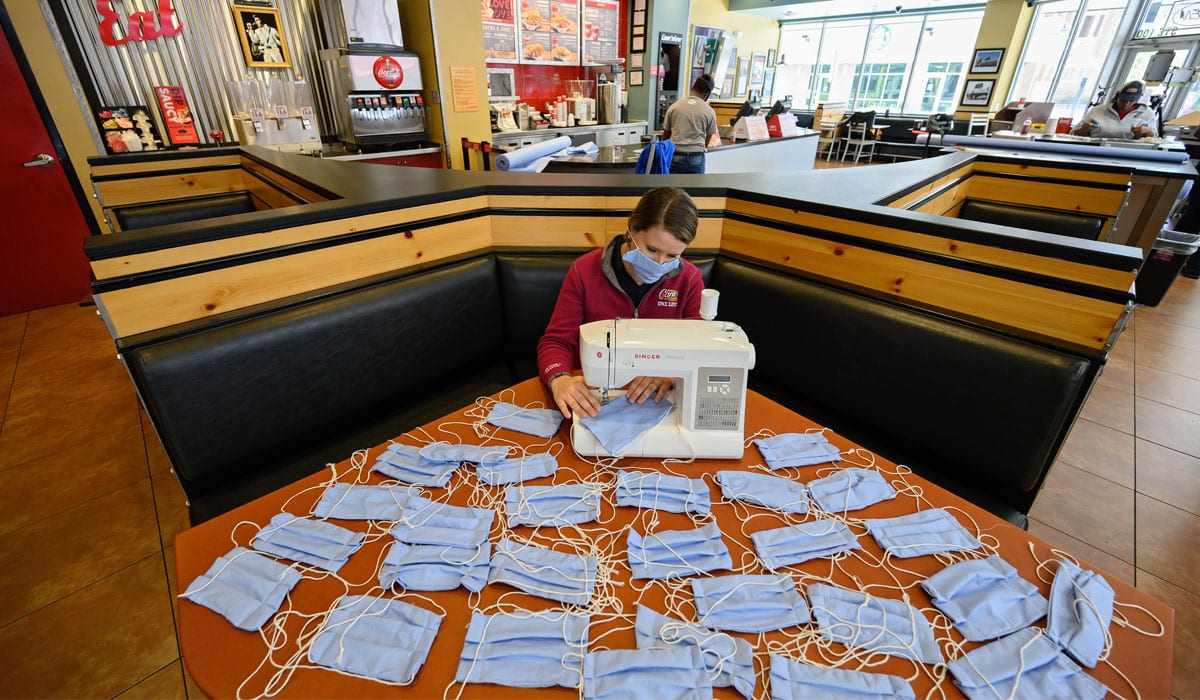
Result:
[661, 74, 719, 174]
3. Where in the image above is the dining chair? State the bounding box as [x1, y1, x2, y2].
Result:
[967, 113, 990, 136]
[840, 111, 877, 163]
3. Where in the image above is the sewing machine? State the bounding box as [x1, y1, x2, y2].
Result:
[571, 317, 756, 459]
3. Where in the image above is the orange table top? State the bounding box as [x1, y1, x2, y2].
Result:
[175, 378, 1173, 699]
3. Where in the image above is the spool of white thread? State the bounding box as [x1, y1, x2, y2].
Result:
[700, 289, 720, 320]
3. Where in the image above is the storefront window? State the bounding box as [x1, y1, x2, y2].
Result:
[777, 8, 982, 115]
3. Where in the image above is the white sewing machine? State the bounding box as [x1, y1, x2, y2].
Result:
[571, 312, 756, 459]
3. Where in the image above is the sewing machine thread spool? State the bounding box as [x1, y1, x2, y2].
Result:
[700, 289, 720, 320]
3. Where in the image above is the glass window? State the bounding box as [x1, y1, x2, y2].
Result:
[775, 23, 822, 109]
[817, 20, 870, 105]
[904, 12, 980, 113]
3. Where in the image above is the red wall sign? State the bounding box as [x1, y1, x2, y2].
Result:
[154, 85, 199, 145]
[373, 56, 405, 90]
[97, 0, 182, 46]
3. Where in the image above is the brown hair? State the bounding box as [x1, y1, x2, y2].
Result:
[627, 187, 698, 244]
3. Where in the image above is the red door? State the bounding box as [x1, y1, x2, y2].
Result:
[0, 19, 94, 316]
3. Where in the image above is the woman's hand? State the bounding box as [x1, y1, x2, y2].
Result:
[551, 374, 602, 419]
[625, 376, 674, 405]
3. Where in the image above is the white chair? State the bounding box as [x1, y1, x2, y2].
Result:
[967, 113, 990, 136]
[840, 111, 877, 163]
[818, 120, 842, 161]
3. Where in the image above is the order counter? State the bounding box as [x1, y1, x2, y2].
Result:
[540, 130, 819, 174]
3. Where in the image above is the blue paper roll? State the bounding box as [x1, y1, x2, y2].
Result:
[495, 136, 572, 171]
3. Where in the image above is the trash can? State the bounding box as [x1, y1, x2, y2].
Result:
[1136, 229, 1200, 306]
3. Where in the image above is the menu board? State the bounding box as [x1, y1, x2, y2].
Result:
[483, 0, 518, 63]
[582, 0, 619, 64]
[517, 0, 579, 64]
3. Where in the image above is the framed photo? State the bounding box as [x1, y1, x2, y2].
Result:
[734, 56, 751, 98]
[961, 78, 995, 107]
[970, 48, 1003, 74]
[632, 35, 644, 53]
[763, 69, 775, 100]
[629, 70, 644, 87]
[749, 53, 767, 96]
[767, 49, 776, 69]
[233, 5, 292, 69]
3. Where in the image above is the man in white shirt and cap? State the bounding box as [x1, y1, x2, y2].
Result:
[1073, 81, 1157, 139]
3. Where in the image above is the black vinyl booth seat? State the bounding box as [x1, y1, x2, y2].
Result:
[122, 251, 1089, 528]
[959, 199, 1106, 241]
[113, 192, 256, 231]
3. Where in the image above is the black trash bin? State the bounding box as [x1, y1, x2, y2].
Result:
[1136, 229, 1200, 306]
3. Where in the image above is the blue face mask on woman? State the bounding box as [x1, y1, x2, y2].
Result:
[622, 232, 680, 284]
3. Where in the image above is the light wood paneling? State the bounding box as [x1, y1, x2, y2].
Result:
[93, 169, 245, 208]
[973, 160, 1134, 186]
[885, 164, 974, 209]
[967, 175, 1127, 217]
[239, 159, 332, 204]
[89, 155, 243, 178]
[489, 216, 611, 249]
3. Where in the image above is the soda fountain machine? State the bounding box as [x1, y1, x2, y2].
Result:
[321, 48, 429, 148]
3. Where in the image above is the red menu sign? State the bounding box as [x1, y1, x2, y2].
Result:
[154, 85, 199, 145]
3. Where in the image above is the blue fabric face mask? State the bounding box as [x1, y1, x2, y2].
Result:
[807, 468, 896, 513]
[477, 451, 559, 486]
[864, 508, 981, 559]
[616, 469, 710, 515]
[506, 483, 602, 528]
[808, 583, 944, 665]
[769, 654, 916, 700]
[920, 555, 1047, 642]
[634, 605, 755, 699]
[627, 520, 732, 580]
[753, 433, 841, 470]
[946, 627, 1108, 700]
[583, 647, 711, 700]
[307, 594, 442, 684]
[419, 441, 510, 465]
[621, 232, 680, 284]
[391, 495, 495, 550]
[579, 396, 675, 455]
[488, 537, 598, 606]
[691, 574, 811, 633]
[751, 520, 861, 571]
[487, 401, 565, 439]
[251, 512, 365, 573]
[715, 470, 809, 514]
[456, 610, 589, 688]
[379, 540, 491, 593]
[312, 483, 415, 521]
[181, 546, 302, 632]
[372, 443, 460, 487]
[1046, 558, 1114, 668]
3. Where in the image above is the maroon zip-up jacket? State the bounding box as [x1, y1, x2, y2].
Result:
[537, 236, 705, 387]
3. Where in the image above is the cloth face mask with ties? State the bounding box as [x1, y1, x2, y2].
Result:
[311, 483, 415, 521]
[380, 540, 490, 592]
[455, 610, 589, 688]
[419, 441, 509, 465]
[751, 519, 861, 571]
[946, 627, 1108, 700]
[391, 495, 495, 550]
[578, 396, 675, 454]
[622, 231, 681, 284]
[634, 605, 755, 699]
[251, 512, 365, 573]
[864, 508, 981, 559]
[488, 537, 598, 605]
[583, 647, 710, 700]
[691, 573, 811, 633]
[753, 432, 841, 469]
[921, 554, 1047, 642]
[615, 469, 711, 515]
[715, 470, 809, 515]
[307, 594, 442, 685]
[486, 401, 565, 439]
[1046, 558, 1114, 668]
[372, 443, 461, 487]
[506, 483, 602, 528]
[477, 451, 558, 486]
[769, 653, 916, 700]
[627, 520, 732, 580]
[181, 546, 301, 632]
[808, 583, 944, 665]
[807, 468, 896, 513]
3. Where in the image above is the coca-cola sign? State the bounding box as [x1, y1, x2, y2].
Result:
[373, 56, 405, 90]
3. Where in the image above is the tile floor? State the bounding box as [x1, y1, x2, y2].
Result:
[0, 243, 1197, 698]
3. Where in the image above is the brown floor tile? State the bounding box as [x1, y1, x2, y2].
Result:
[1136, 364, 1200, 416]
[0, 382, 140, 470]
[1135, 494, 1200, 595]
[1136, 571, 1200, 700]
[183, 661, 204, 699]
[1135, 398, 1200, 460]
[1136, 335, 1200, 383]
[0, 554, 178, 698]
[153, 470, 192, 550]
[1029, 461, 1135, 562]
[1136, 439, 1200, 517]
[1026, 518, 1135, 586]
[0, 479, 160, 627]
[0, 421, 148, 537]
[8, 349, 129, 406]
[143, 409, 174, 476]
[1057, 417, 1135, 488]
[1095, 352, 1134, 393]
[1078, 381, 1135, 434]
[0, 311, 27, 353]
[0, 348, 17, 420]
[115, 660, 186, 699]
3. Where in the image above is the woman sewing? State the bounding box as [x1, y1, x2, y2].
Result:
[538, 187, 705, 420]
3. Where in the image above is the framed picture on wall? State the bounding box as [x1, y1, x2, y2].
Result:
[734, 56, 751, 98]
[233, 5, 292, 69]
[961, 78, 995, 107]
[767, 49, 776, 69]
[749, 53, 767, 96]
[970, 48, 1004, 74]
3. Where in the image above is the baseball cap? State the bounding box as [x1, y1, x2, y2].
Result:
[1118, 81, 1144, 102]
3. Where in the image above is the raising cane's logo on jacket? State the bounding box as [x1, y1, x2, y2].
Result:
[658, 289, 679, 308]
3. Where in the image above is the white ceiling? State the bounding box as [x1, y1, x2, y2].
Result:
[735, 0, 980, 21]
